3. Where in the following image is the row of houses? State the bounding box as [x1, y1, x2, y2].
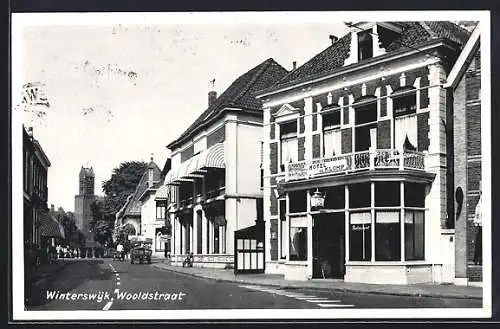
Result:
[23, 125, 65, 266]
[115, 21, 483, 286]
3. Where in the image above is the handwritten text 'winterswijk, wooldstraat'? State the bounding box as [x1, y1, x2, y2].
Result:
[46, 290, 187, 302]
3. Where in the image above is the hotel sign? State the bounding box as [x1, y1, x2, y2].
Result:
[286, 157, 349, 181]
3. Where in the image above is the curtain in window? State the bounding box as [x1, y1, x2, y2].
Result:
[323, 129, 342, 157]
[281, 137, 298, 164]
[394, 114, 417, 150]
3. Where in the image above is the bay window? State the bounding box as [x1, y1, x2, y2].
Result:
[404, 210, 425, 260]
[322, 109, 342, 157]
[280, 121, 298, 170]
[289, 216, 307, 261]
[375, 211, 400, 261]
[349, 212, 371, 261]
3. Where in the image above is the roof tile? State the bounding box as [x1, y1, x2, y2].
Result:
[266, 21, 471, 93]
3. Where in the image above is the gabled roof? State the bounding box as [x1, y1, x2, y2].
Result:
[444, 23, 481, 89]
[167, 58, 288, 150]
[121, 161, 162, 216]
[260, 21, 471, 95]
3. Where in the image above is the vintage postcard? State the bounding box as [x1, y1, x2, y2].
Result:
[11, 11, 491, 320]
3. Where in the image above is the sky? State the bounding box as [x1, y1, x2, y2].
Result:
[16, 13, 349, 211]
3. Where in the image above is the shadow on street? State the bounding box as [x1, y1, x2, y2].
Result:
[25, 259, 112, 309]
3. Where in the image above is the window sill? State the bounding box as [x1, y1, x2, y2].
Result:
[346, 260, 428, 266]
[285, 260, 308, 266]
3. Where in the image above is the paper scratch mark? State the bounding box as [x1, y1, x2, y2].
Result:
[82, 107, 95, 116]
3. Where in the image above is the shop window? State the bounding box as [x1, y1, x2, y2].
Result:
[289, 190, 307, 213]
[349, 211, 371, 261]
[349, 183, 371, 208]
[280, 121, 298, 170]
[405, 210, 425, 260]
[323, 186, 345, 209]
[279, 200, 287, 259]
[375, 182, 400, 207]
[404, 183, 425, 207]
[354, 102, 377, 152]
[358, 30, 373, 61]
[375, 211, 400, 261]
[156, 201, 166, 220]
[289, 216, 308, 261]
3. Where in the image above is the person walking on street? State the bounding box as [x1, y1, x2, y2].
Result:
[116, 242, 124, 261]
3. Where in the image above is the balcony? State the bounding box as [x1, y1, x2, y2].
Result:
[285, 149, 426, 182]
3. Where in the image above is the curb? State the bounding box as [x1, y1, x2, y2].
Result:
[152, 263, 482, 300]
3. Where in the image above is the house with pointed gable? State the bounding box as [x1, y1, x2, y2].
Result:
[256, 21, 476, 284]
[160, 58, 288, 268]
[114, 158, 162, 241]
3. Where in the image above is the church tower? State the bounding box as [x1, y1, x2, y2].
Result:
[75, 166, 97, 253]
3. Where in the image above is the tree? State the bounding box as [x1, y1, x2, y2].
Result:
[52, 207, 85, 248]
[90, 161, 148, 245]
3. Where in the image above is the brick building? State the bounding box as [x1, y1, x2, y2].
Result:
[444, 25, 482, 285]
[256, 21, 479, 284]
[160, 58, 288, 268]
[23, 125, 64, 265]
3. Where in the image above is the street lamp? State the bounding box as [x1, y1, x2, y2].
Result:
[310, 189, 325, 211]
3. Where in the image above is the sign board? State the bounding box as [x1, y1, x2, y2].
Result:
[286, 156, 349, 181]
[128, 235, 153, 244]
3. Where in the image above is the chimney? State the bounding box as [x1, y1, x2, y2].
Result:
[329, 35, 338, 45]
[148, 154, 154, 187]
[208, 78, 217, 106]
[50, 204, 55, 212]
[27, 127, 33, 137]
[292, 61, 297, 70]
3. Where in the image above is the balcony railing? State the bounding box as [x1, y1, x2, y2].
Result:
[206, 187, 226, 200]
[285, 149, 426, 182]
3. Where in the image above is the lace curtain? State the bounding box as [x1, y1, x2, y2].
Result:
[394, 114, 417, 150]
[281, 137, 298, 165]
[323, 129, 342, 157]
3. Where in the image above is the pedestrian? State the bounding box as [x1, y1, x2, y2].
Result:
[116, 242, 124, 260]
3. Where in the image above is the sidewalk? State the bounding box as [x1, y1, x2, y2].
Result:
[152, 262, 482, 300]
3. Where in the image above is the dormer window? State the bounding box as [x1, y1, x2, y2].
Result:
[344, 22, 403, 66]
[358, 30, 373, 61]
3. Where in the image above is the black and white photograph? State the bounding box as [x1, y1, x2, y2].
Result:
[11, 11, 491, 320]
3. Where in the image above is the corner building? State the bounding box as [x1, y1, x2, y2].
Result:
[162, 58, 288, 268]
[256, 22, 472, 284]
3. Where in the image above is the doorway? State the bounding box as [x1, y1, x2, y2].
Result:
[312, 213, 345, 279]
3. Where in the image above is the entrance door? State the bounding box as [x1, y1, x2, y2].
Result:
[313, 213, 345, 279]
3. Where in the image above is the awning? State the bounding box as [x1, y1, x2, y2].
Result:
[155, 184, 170, 200]
[38, 211, 65, 239]
[165, 142, 225, 185]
